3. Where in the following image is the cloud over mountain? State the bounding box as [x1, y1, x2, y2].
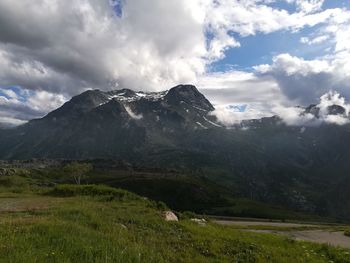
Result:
[255, 53, 350, 106]
[0, 0, 349, 126]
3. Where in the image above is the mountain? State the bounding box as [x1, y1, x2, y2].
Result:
[304, 104, 347, 118]
[1, 84, 350, 220]
[0, 85, 221, 160]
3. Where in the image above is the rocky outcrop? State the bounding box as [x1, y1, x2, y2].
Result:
[163, 211, 178, 221]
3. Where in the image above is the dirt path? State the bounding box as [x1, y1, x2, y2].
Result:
[214, 220, 315, 228]
[0, 197, 62, 213]
[286, 230, 350, 248]
[214, 220, 350, 249]
[247, 229, 350, 249]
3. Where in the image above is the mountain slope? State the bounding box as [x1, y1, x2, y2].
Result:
[1, 84, 350, 220]
[0, 85, 221, 159]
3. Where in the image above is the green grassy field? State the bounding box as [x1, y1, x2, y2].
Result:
[1, 165, 328, 222]
[0, 181, 349, 262]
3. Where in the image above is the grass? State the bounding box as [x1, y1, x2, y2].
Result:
[0, 165, 338, 222]
[0, 182, 349, 262]
[46, 184, 141, 201]
[206, 198, 325, 221]
[87, 169, 333, 222]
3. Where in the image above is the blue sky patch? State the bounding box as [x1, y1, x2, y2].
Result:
[227, 104, 248, 112]
[209, 22, 334, 73]
[323, 0, 348, 9]
[0, 86, 29, 102]
[111, 0, 124, 17]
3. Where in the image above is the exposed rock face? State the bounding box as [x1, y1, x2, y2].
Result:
[304, 104, 347, 117]
[164, 84, 214, 111]
[327, 105, 346, 115]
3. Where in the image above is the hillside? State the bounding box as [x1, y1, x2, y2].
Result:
[0, 161, 326, 221]
[0, 178, 349, 262]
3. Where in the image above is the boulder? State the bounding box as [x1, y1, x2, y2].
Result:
[163, 211, 178, 221]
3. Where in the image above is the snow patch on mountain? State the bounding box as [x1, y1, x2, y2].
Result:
[203, 116, 222, 127]
[125, 106, 143, 120]
[107, 90, 168, 103]
[196, 122, 207, 129]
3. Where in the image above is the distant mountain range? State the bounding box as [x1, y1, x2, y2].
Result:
[1, 84, 350, 220]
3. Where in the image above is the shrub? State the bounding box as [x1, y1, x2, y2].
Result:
[46, 184, 140, 201]
[344, 229, 350, 237]
[63, 162, 92, 185]
[155, 201, 168, 210]
[0, 175, 30, 188]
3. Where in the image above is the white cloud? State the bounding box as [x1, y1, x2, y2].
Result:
[197, 70, 284, 106]
[199, 70, 286, 126]
[330, 22, 350, 52]
[0, 88, 18, 100]
[210, 103, 274, 126]
[252, 4, 350, 109]
[255, 53, 350, 105]
[275, 91, 350, 126]
[272, 105, 316, 126]
[317, 91, 350, 125]
[0, 87, 67, 126]
[292, 0, 325, 14]
[0, 117, 26, 127]
[201, 0, 341, 40]
[212, 91, 350, 127]
[300, 35, 329, 45]
[0, 0, 345, 96]
[0, 0, 349, 125]
[26, 90, 67, 113]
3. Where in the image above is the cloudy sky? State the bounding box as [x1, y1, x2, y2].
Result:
[0, 0, 349, 126]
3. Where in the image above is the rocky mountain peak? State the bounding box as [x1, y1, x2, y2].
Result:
[304, 104, 346, 118]
[44, 89, 109, 120]
[106, 89, 137, 98]
[165, 84, 214, 111]
[327, 105, 346, 115]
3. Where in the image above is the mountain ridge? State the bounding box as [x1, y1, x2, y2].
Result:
[1, 84, 350, 220]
